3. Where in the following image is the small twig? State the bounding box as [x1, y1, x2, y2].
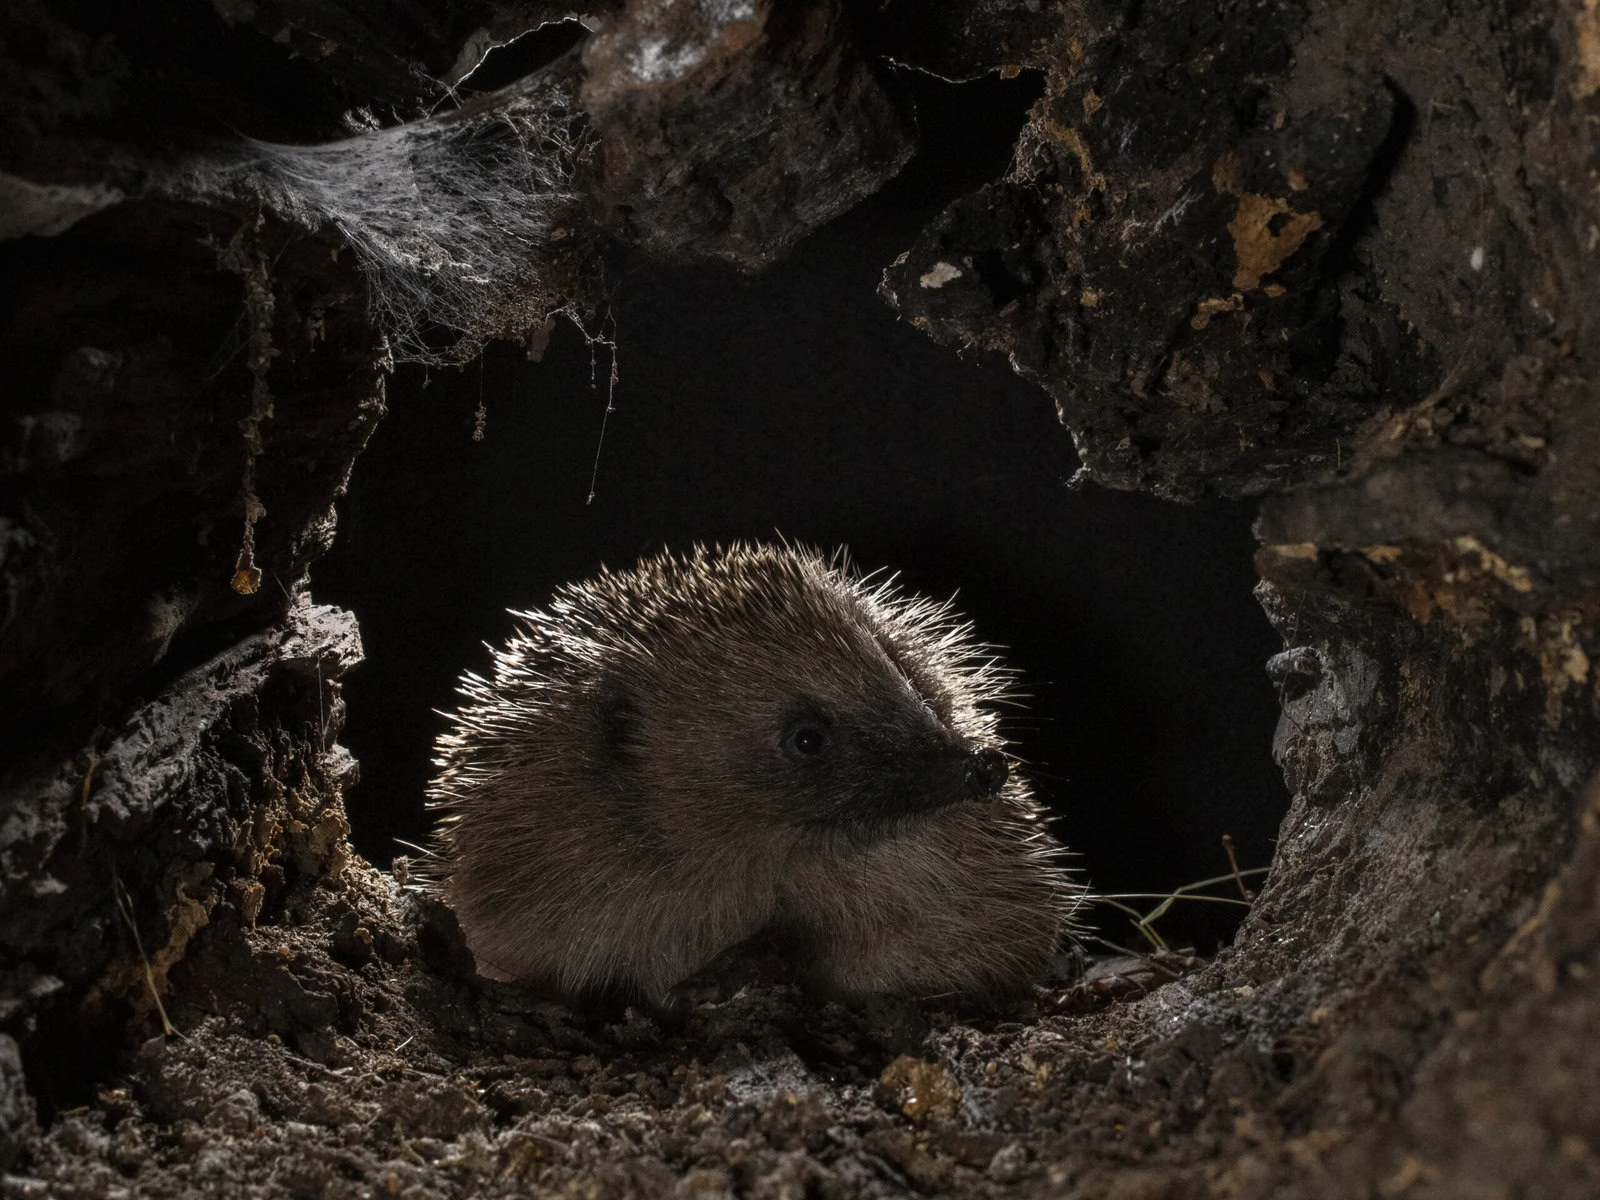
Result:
[390, 838, 439, 858]
[316, 656, 326, 750]
[77, 755, 99, 855]
[1093, 898, 1168, 951]
[1091, 868, 1271, 949]
[1098, 893, 1260, 905]
[472, 353, 488, 441]
[394, 1123, 427, 1165]
[111, 870, 181, 1038]
[1222, 834, 1257, 901]
[573, 304, 618, 505]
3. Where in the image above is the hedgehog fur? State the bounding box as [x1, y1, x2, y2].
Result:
[427, 542, 1079, 1006]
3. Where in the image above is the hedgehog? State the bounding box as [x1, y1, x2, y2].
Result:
[427, 542, 1078, 1007]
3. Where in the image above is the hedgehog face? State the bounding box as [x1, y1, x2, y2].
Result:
[765, 681, 1012, 837]
[584, 604, 1012, 845]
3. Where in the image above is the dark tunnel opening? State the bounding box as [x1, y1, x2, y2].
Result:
[312, 70, 1290, 957]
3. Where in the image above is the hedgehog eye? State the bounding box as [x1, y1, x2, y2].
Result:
[783, 724, 828, 760]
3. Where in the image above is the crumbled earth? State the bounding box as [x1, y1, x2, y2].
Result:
[11, 864, 1220, 1199]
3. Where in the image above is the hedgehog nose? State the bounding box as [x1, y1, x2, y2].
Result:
[964, 746, 1009, 797]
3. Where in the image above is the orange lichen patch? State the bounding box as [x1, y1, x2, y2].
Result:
[1040, 117, 1107, 190]
[880, 1056, 961, 1122]
[1402, 579, 1483, 629]
[1406, 578, 1437, 624]
[1191, 293, 1244, 329]
[1226, 194, 1323, 290]
[1394, 538, 1534, 632]
[1082, 88, 1103, 118]
[1517, 612, 1591, 726]
[1577, 0, 1600, 99]
[1079, 289, 1100, 307]
[1213, 152, 1325, 291]
[1451, 535, 1534, 593]
[1265, 542, 1321, 561]
[157, 889, 213, 982]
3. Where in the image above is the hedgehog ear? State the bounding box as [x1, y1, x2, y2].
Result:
[593, 675, 639, 766]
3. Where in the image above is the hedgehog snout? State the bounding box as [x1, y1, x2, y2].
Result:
[963, 745, 1010, 798]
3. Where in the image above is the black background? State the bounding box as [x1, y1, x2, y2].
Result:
[314, 72, 1288, 954]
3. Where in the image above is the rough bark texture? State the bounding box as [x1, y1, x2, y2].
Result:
[2, 0, 1599, 1197]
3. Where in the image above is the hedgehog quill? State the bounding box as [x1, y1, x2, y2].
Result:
[428, 543, 1079, 1007]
